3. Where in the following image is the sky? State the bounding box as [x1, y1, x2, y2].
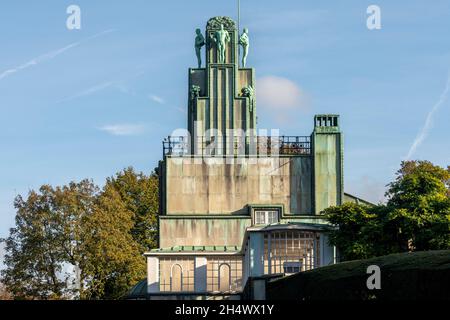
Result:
[1, 1, 450, 265]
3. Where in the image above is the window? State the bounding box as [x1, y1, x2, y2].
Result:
[218, 264, 231, 292]
[263, 231, 321, 274]
[170, 264, 183, 291]
[254, 209, 279, 225]
[207, 257, 243, 292]
[159, 258, 195, 292]
[283, 261, 302, 274]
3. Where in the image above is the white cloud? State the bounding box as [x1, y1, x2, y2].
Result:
[406, 73, 450, 160]
[257, 76, 309, 110]
[97, 124, 146, 136]
[0, 29, 115, 81]
[149, 94, 165, 104]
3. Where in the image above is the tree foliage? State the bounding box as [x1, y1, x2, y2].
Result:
[0, 282, 12, 300]
[0, 168, 158, 300]
[105, 167, 159, 252]
[324, 160, 450, 261]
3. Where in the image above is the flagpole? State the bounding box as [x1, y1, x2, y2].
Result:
[238, 0, 241, 34]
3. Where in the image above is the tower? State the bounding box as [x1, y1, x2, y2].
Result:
[312, 115, 344, 214]
[188, 16, 256, 155]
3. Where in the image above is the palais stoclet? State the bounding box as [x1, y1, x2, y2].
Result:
[130, 16, 370, 300]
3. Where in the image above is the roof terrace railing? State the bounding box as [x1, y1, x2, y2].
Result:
[162, 135, 311, 157]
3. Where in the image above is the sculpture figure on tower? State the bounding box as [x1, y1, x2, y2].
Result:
[194, 28, 205, 68]
[212, 24, 230, 64]
[239, 28, 250, 67]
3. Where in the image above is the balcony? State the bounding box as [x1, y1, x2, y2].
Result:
[162, 135, 311, 157]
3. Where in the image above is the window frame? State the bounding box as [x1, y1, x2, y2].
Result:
[252, 207, 280, 225]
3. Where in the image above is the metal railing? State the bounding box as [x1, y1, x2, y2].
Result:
[162, 136, 311, 157]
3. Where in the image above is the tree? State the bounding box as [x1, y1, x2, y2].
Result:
[105, 167, 159, 252]
[324, 160, 450, 261]
[52, 180, 99, 298]
[0, 167, 159, 300]
[385, 160, 450, 251]
[323, 203, 384, 260]
[0, 282, 12, 300]
[0, 181, 98, 299]
[80, 183, 146, 299]
[1, 186, 69, 299]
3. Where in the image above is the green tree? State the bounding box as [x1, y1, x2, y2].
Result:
[324, 160, 450, 261]
[323, 203, 384, 260]
[385, 160, 450, 251]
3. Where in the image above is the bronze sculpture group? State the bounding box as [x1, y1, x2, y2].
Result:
[195, 24, 249, 67]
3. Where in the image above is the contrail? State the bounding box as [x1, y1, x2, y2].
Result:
[0, 29, 115, 81]
[56, 81, 114, 103]
[406, 73, 450, 160]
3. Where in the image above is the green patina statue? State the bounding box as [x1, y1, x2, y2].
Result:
[211, 24, 230, 64]
[241, 85, 255, 112]
[190, 85, 201, 100]
[239, 28, 250, 67]
[195, 28, 205, 68]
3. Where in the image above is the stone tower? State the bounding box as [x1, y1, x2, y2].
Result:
[188, 16, 256, 155]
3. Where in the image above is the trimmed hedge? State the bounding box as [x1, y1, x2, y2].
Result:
[266, 250, 450, 300]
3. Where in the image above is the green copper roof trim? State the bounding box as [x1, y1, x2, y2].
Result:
[160, 214, 331, 219]
[159, 215, 251, 220]
[251, 221, 332, 229]
[149, 245, 241, 253]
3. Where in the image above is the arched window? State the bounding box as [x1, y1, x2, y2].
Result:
[218, 263, 231, 292]
[170, 264, 183, 292]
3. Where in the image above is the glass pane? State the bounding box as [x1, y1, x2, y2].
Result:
[268, 211, 278, 224]
[255, 211, 265, 224]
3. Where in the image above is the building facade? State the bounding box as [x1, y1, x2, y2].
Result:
[143, 16, 365, 300]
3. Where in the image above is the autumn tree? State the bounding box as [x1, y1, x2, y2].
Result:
[0, 282, 12, 300]
[80, 183, 146, 299]
[0, 167, 159, 300]
[105, 167, 159, 252]
[0, 181, 98, 299]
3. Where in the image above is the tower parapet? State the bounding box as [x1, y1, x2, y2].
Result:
[312, 114, 344, 214]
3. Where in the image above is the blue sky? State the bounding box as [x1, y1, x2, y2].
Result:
[0, 0, 450, 252]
